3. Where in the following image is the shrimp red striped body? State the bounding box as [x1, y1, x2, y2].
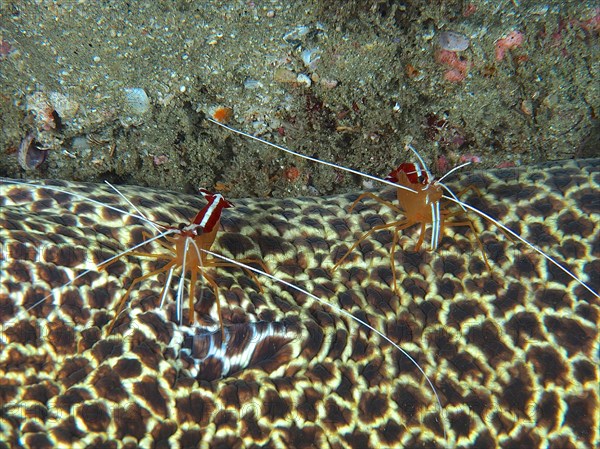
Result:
[100, 187, 268, 337]
[208, 118, 598, 298]
[331, 150, 490, 295]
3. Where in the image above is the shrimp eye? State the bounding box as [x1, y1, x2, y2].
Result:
[178, 223, 186, 231]
[418, 174, 427, 183]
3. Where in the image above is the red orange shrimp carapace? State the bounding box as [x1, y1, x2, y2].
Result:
[98, 188, 268, 337]
[330, 147, 491, 294]
[207, 118, 598, 299]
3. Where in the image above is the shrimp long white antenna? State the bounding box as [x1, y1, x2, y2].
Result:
[447, 197, 599, 298]
[436, 162, 470, 213]
[21, 227, 177, 316]
[431, 200, 441, 250]
[104, 180, 162, 233]
[406, 144, 434, 181]
[200, 248, 447, 441]
[208, 123, 599, 298]
[175, 236, 191, 325]
[159, 267, 175, 310]
[436, 161, 472, 184]
[0, 178, 165, 231]
[206, 118, 418, 194]
[189, 235, 207, 327]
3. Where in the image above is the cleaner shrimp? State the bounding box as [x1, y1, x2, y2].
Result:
[207, 118, 599, 299]
[329, 147, 496, 296]
[0, 179, 268, 337]
[97, 187, 273, 336]
[0, 177, 448, 441]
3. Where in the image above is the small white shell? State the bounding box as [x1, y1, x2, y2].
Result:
[123, 87, 150, 115]
[48, 91, 79, 120]
[26, 92, 55, 130]
[296, 73, 312, 87]
[319, 78, 338, 89]
[438, 31, 470, 51]
[18, 133, 47, 171]
[283, 26, 310, 43]
[301, 47, 321, 70]
[243, 78, 263, 90]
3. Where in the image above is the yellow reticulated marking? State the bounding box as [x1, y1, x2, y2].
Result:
[0, 159, 598, 448]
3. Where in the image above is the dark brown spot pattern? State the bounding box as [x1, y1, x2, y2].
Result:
[0, 159, 598, 448]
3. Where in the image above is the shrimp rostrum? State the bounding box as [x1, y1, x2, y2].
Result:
[330, 146, 491, 294]
[208, 118, 598, 299]
[1, 180, 268, 336]
[98, 188, 269, 336]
